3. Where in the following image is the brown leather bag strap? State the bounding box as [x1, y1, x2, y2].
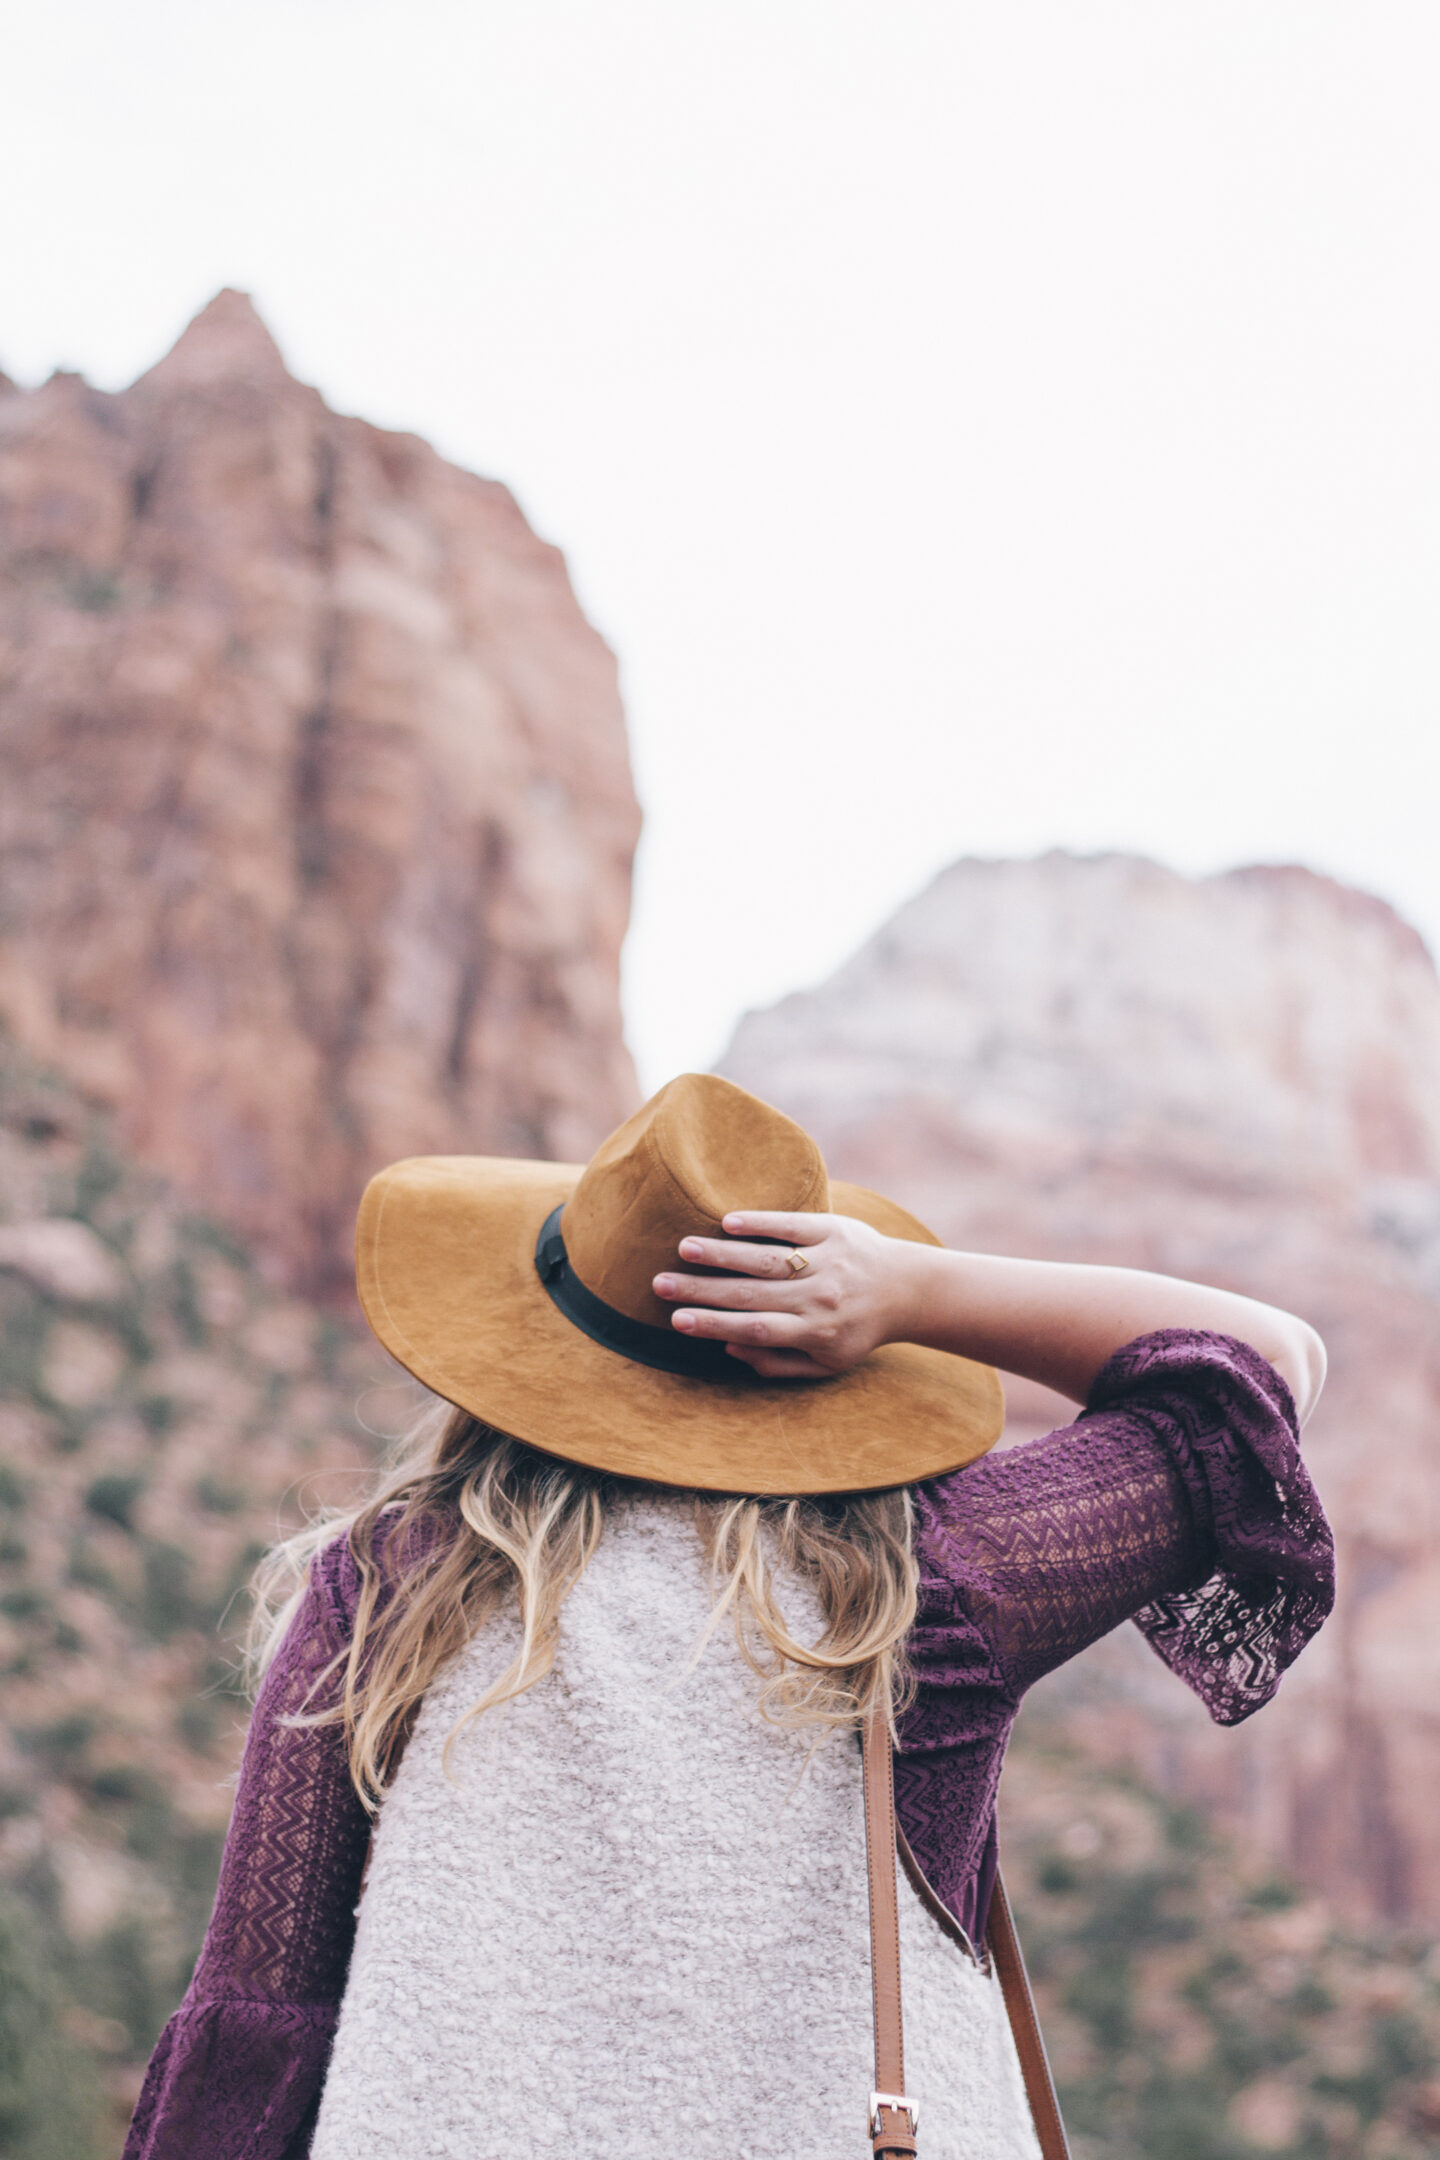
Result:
[986, 1868, 1071, 2160]
[866, 1715, 1071, 2160]
[862, 1712, 919, 2157]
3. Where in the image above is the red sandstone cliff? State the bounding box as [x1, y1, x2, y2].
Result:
[0, 291, 640, 1294]
[722, 852, 1440, 1926]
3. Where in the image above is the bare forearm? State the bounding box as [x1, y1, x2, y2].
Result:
[889, 1245, 1326, 1420]
[655, 1210, 1326, 1425]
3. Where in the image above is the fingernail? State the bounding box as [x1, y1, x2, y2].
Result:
[654, 1274, 676, 1296]
[722, 1214, 746, 1232]
[678, 1238, 703, 1259]
[672, 1311, 695, 1332]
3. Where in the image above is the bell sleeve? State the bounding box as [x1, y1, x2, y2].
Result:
[914, 1326, 1334, 1716]
[897, 1328, 1335, 1936]
[1086, 1327, 1336, 1723]
[122, 1539, 372, 2160]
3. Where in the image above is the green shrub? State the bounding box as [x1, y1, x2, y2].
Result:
[62, 570, 122, 615]
[136, 1394, 176, 1436]
[83, 1476, 145, 1531]
[18, 1716, 94, 1768]
[86, 1764, 158, 1806]
[71, 1145, 126, 1220]
[176, 1697, 220, 1752]
[73, 1916, 170, 2057]
[138, 1543, 192, 1639]
[0, 1891, 106, 2160]
[66, 1540, 116, 1597]
[193, 1474, 245, 1516]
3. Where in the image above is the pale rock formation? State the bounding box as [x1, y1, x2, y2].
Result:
[722, 852, 1440, 1926]
[0, 291, 640, 1293]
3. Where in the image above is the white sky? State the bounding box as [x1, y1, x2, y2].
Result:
[3, 1, 1438, 1091]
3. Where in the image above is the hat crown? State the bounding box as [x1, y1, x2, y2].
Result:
[561, 1074, 829, 1327]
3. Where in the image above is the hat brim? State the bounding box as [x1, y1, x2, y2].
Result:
[356, 1156, 1004, 1496]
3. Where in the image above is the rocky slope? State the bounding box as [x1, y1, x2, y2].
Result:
[722, 852, 1440, 1929]
[0, 291, 640, 1297]
[0, 1038, 388, 2152]
[1002, 1711, 1440, 2160]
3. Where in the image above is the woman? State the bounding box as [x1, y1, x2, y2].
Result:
[124, 1075, 1333, 2160]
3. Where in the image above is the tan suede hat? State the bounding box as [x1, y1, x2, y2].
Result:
[355, 1073, 1003, 1495]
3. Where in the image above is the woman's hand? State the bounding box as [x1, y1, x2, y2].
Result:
[652, 1212, 925, 1380]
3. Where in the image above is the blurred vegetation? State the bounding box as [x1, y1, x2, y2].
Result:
[1003, 1717, 1440, 2160]
[0, 1039, 386, 2152]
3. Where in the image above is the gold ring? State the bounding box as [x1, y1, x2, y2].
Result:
[786, 1249, 810, 1277]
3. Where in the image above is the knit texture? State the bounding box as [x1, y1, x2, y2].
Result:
[310, 1494, 1040, 2160]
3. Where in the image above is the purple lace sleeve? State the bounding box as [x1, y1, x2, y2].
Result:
[1088, 1328, 1335, 1723]
[123, 1541, 371, 2160]
[894, 1328, 1334, 1939]
[917, 1326, 1334, 1717]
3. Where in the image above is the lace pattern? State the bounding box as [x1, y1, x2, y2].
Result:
[1094, 1333, 1335, 1724]
[894, 1329, 1334, 1933]
[123, 2001, 339, 2160]
[125, 1329, 1333, 2158]
[123, 1542, 371, 2159]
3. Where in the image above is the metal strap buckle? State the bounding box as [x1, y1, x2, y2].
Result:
[870, 2089, 919, 2135]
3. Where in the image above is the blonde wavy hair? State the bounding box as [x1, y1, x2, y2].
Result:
[250, 1395, 919, 1810]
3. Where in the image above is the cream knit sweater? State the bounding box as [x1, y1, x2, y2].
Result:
[311, 1493, 1042, 2160]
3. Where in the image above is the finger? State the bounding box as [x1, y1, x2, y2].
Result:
[669, 1307, 812, 1349]
[718, 1211, 832, 1244]
[725, 1343, 832, 1381]
[665, 1239, 814, 1282]
[654, 1271, 807, 1310]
